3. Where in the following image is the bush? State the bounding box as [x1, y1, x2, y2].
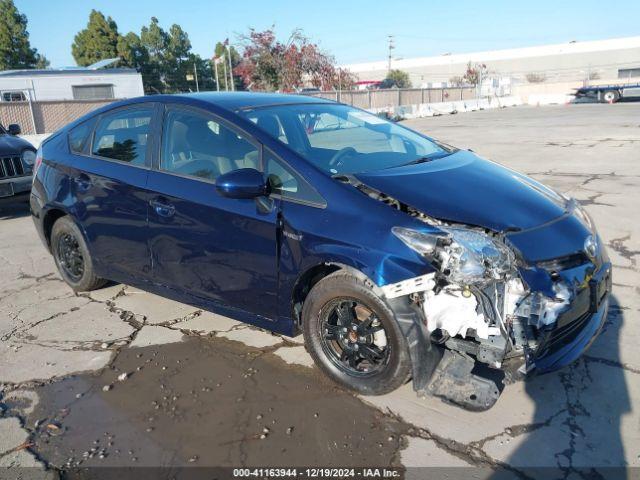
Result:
[381, 69, 411, 89]
[525, 73, 547, 83]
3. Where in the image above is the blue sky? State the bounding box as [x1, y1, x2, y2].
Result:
[16, 0, 640, 68]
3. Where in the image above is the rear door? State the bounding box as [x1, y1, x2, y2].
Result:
[67, 103, 157, 281]
[146, 104, 280, 319]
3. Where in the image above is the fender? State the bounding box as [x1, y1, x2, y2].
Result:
[292, 261, 441, 392]
[40, 202, 93, 254]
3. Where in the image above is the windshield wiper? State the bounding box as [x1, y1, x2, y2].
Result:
[397, 151, 453, 168]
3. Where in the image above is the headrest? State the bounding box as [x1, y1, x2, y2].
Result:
[256, 115, 281, 139]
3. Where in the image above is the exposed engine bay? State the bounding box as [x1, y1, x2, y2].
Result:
[341, 175, 607, 410]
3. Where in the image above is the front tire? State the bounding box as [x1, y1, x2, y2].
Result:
[51, 216, 107, 292]
[302, 271, 411, 395]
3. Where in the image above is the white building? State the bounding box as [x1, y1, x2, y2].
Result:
[344, 36, 640, 87]
[0, 68, 144, 102]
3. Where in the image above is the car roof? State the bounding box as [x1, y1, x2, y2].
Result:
[173, 91, 334, 111]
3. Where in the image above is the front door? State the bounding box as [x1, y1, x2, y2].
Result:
[147, 105, 280, 320]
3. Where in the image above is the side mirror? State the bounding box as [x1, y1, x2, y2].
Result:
[215, 168, 269, 199]
[8, 124, 21, 135]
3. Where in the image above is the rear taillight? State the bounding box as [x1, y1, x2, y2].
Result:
[33, 147, 43, 178]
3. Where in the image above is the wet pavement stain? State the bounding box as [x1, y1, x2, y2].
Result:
[27, 336, 408, 471]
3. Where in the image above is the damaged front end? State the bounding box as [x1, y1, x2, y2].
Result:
[376, 197, 612, 411]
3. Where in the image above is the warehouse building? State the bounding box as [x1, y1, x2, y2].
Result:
[344, 36, 640, 88]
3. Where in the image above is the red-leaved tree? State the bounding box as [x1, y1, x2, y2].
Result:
[234, 28, 356, 92]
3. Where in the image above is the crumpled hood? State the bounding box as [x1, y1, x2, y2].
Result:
[354, 150, 568, 232]
[0, 134, 33, 156]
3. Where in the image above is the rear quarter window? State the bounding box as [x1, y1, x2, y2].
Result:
[68, 117, 97, 154]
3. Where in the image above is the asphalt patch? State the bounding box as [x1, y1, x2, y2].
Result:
[27, 336, 408, 472]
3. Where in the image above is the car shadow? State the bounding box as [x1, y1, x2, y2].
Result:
[0, 193, 31, 220]
[492, 293, 629, 478]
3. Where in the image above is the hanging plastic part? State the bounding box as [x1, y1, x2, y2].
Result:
[425, 349, 501, 411]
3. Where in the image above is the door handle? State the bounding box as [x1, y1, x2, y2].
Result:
[150, 198, 175, 217]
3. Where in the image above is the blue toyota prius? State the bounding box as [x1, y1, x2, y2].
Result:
[30, 92, 612, 410]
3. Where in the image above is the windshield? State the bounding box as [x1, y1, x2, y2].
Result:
[237, 103, 454, 174]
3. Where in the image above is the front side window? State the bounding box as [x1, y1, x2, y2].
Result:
[161, 108, 259, 181]
[238, 103, 454, 175]
[92, 106, 153, 166]
[265, 149, 325, 206]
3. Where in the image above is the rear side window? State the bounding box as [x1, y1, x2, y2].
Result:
[68, 118, 97, 154]
[265, 150, 325, 207]
[92, 106, 153, 166]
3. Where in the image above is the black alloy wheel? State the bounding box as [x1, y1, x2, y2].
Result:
[56, 232, 84, 282]
[318, 298, 390, 377]
[51, 216, 107, 292]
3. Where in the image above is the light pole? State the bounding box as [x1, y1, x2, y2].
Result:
[213, 57, 220, 92]
[226, 44, 235, 91]
[387, 35, 395, 73]
[222, 58, 229, 91]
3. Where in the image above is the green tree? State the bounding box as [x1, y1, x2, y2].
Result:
[138, 17, 200, 93]
[35, 53, 49, 69]
[0, 0, 40, 70]
[117, 32, 148, 70]
[196, 54, 216, 91]
[164, 24, 192, 92]
[139, 17, 168, 93]
[72, 10, 121, 66]
[381, 69, 411, 89]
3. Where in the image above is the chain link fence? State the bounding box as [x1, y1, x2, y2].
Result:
[305, 87, 479, 109]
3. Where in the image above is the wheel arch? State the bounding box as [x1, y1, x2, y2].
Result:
[42, 208, 68, 250]
[288, 243, 430, 327]
[294, 261, 442, 393]
[42, 206, 91, 255]
[291, 262, 377, 327]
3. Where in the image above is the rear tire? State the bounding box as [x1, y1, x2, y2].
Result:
[51, 216, 107, 292]
[602, 90, 619, 103]
[302, 271, 411, 395]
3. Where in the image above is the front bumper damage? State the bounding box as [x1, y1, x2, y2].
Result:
[381, 252, 612, 411]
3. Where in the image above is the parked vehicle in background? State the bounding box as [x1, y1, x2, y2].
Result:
[574, 82, 640, 103]
[0, 122, 36, 198]
[31, 93, 611, 410]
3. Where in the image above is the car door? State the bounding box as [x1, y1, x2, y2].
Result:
[146, 104, 280, 319]
[67, 103, 157, 281]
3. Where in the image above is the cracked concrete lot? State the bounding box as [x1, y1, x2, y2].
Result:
[0, 103, 638, 478]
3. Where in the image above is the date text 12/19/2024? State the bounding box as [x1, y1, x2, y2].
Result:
[233, 468, 403, 478]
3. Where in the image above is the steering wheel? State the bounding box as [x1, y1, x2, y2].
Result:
[328, 147, 357, 168]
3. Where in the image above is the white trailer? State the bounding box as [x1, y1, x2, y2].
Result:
[0, 68, 144, 102]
